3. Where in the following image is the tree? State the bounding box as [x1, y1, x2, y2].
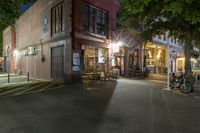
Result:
[120, 0, 200, 79]
[0, 0, 30, 56]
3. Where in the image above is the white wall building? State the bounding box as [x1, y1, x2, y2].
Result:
[152, 33, 200, 73]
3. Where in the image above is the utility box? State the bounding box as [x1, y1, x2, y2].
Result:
[27, 47, 35, 55]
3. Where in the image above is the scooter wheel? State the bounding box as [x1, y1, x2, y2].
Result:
[180, 82, 192, 94]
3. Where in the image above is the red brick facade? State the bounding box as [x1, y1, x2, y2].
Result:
[73, 0, 120, 48]
[3, 0, 121, 82]
[71, 0, 120, 79]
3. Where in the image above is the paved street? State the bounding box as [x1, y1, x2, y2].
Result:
[0, 78, 200, 133]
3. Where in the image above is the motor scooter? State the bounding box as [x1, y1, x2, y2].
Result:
[170, 73, 193, 94]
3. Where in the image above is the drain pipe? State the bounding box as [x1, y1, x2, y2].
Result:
[39, 39, 45, 79]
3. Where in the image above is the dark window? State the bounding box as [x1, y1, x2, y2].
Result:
[171, 37, 174, 43]
[90, 6, 96, 33]
[51, 2, 64, 36]
[163, 34, 166, 41]
[174, 39, 177, 44]
[82, 3, 108, 37]
[158, 35, 162, 39]
[82, 4, 89, 31]
[96, 10, 107, 35]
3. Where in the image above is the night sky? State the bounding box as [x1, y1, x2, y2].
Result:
[20, 0, 37, 14]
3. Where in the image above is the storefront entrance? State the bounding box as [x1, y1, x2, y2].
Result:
[111, 47, 125, 75]
[116, 57, 124, 75]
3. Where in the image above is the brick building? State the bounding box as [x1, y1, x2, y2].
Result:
[3, 0, 121, 82]
[72, 0, 120, 79]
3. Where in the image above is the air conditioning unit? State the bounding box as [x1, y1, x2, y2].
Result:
[22, 50, 28, 56]
[27, 47, 35, 55]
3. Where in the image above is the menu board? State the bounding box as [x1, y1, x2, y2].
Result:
[73, 53, 80, 72]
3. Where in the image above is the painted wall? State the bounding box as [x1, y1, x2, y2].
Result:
[2, 26, 16, 72]
[14, 0, 72, 81]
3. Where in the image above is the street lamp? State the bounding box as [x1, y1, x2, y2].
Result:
[13, 49, 19, 57]
[111, 41, 123, 53]
[167, 36, 170, 90]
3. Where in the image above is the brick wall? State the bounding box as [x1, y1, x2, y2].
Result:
[73, 0, 120, 40]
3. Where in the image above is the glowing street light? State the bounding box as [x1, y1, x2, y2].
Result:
[13, 49, 19, 57]
[111, 41, 123, 53]
[116, 41, 123, 47]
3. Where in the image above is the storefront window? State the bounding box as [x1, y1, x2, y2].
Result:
[145, 47, 155, 65]
[191, 60, 200, 70]
[145, 45, 166, 73]
[82, 46, 108, 73]
[177, 59, 183, 72]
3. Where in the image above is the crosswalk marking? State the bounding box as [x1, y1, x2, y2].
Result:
[14, 82, 49, 96]
[0, 82, 39, 96]
[0, 82, 63, 99]
[37, 82, 57, 92]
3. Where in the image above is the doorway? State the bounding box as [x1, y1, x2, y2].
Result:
[51, 46, 64, 81]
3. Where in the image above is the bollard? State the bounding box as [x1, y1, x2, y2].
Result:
[27, 72, 29, 82]
[8, 73, 10, 83]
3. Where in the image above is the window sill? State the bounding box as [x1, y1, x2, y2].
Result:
[82, 31, 108, 39]
[52, 32, 65, 38]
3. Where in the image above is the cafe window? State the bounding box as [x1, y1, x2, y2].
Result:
[82, 46, 108, 73]
[82, 3, 108, 37]
[51, 2, 64, 36]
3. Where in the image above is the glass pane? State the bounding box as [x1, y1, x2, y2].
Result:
[82, 5, 89, 31]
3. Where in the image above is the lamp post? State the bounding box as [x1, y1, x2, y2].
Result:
[167, 37, 170, 90]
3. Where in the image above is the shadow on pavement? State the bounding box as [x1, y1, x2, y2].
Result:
[0, 81, 118, 133]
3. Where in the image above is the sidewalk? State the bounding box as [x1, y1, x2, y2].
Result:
[123, 75, 200, 97]
[0, 73, 18, 77]
[0, 72, 37, 85]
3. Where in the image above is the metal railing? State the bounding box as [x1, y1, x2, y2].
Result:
[0, 72, 30, 84]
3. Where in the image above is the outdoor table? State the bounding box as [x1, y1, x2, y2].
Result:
[84, 72, 101, 80]
[84, 73, 93, 80]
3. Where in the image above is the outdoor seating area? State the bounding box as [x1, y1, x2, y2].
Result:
[81, 70, 119, 82]
[128, 65, 149, 79]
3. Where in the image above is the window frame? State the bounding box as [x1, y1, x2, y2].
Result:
[51, 2, 65, 37]
[82, 3, 108, 38]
